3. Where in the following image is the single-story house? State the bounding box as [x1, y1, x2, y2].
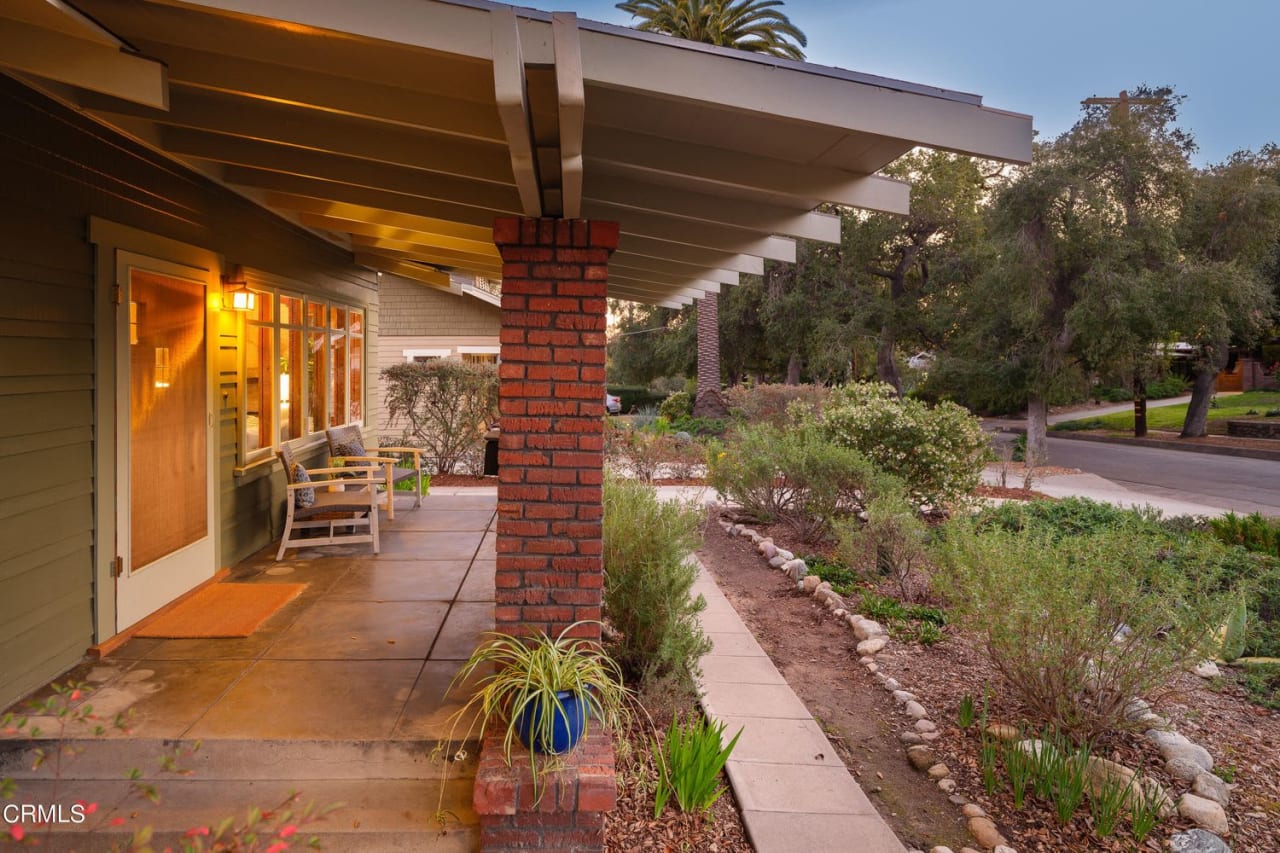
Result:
[0, 0, 1031, 847]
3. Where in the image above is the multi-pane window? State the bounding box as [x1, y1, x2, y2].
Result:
[243, 291, 365, 462]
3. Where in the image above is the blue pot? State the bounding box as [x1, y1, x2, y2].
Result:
[514, 690, 590, 755]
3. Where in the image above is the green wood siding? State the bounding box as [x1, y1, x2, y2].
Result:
[0, 76, 378, 709]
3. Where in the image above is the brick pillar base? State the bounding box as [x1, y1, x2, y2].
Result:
[472, 727, 616, 852]
[479, 217, 618, 853]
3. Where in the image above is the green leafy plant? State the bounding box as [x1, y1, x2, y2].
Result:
[446, 622, 630, 800]
[651, 714, 743, 817]
[706, 419, 891, 541]
[979, 732, 1000, 796]
[1128, 778, 1164, 843]
[934, 522, 1241, 738]
[1088, 772, 1130, 838]
[603, 476, 710, 689]
[956, 694, 975, 728]
[1047, 738, 1090, 825]
[394, 471, 431, 492]
[1002, 738, 1033, 809]
[801, 555, 860, 596]
[836, 489, 930, 600]
[658, 390, 692, 420]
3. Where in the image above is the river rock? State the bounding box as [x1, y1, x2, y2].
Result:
[1192, 771, 1231, 806]
[904, 700, 929, 719]
[1148, 731, 1214, 773]
[1168, 828, 1232, 853]
[775, 548, 794, 561]
[857, 637, 887, 656]
[1177, 793, 1230, 835]
[883, 678, 902, 691]
[967, 816, 1007, 849]
[783, 559, 808, 580]
[927, 763, 950, 779]
[802, 574, 822, 593]
[899, 731, 924, 745]
[1083, 755, 1135, 799]
[906, 744, 936, 770]
[853, 619, 887, 641]
[928, 847, 955, 853]
[759, 541, 777, 559]
[1192, 660, 1221, 679]
[986, 723, 1020, 741]
[937, 778, 956, 793]
[961, 803, 986, 818]
[914, 719, 938, 733]
[892, 690, 916, 705]
[768, 555, 787, 569]
[1123, 698, 1151, 721]
[1168, 756, 1208, 783]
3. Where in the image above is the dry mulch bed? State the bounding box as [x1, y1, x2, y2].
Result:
[605, 712, 751, 852]
[697, 513, 1280, 851]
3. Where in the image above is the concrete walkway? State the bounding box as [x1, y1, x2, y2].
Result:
[692, 559, 907, 853]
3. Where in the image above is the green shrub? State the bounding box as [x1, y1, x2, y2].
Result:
[382, 360, 499, 474]
[801, 555, 860, 596]
[1093, 386, 1133, 402]
[722, 382, 829, 426]
[651, 713, 742, 817]
[1210, 511, 1280, 556]
[1051, 418, 1106, 431]
[818, 381, 989, 509]
[668, 415, 729, 437]
[836, 491, 930, 599]
[658, 391, 693, 421]
[602, 476, 710, 688]
[933, 523, 1240, 738]
[706, 420, 892, 542]
[608, 385, 667, 413]
[1147, 375, 1190, 398]
[976, 496, 1158, 539]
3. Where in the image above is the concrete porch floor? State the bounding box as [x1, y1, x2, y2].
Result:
[1, 490, 498, 851]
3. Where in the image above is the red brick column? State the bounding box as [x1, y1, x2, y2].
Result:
[491, 217, 616, 644]
[475, 218, 618, 853]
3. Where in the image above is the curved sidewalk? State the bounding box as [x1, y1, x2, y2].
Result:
[691, 558, 907, 853]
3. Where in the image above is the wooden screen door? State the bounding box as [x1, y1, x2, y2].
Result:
[115, 258, 216, 630]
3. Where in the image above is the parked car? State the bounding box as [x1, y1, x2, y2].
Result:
[605, 392, 622, 415]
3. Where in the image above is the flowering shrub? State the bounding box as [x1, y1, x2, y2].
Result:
[382, 360, 498, 474]
[818, 382, 988, 508]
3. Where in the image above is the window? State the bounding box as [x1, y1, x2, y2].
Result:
[403, 348, 450, 363]
[242, 291, 365, 462]
[458, 346, 500, 365]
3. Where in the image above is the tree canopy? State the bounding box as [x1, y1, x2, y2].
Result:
[615, 0, 807, 59]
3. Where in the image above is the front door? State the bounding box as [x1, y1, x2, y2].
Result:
[115, 259, 216, 630]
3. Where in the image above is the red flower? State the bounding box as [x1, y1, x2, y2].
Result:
[8, 824, 24, 842]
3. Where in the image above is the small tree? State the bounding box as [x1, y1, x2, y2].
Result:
[381, 360, 498, 474]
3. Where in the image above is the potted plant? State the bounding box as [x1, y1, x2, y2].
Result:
[445, 621, 629, 777]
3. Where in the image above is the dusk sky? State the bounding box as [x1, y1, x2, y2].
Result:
[534, 0, 1277, 166]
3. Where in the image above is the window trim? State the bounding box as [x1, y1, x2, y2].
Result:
[403, 348, 451, 362]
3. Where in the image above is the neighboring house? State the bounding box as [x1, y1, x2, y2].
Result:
[374, 273, 501, 443]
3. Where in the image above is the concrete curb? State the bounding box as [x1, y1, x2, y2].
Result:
[997, 425, 1280, 463]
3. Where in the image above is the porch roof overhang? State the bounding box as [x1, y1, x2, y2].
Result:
[2, 0, 1032, 307]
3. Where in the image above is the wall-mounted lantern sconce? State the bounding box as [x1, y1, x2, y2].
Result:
[221, 265, 257, 312]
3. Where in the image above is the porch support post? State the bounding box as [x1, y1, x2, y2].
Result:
[474, 216, 617, 853]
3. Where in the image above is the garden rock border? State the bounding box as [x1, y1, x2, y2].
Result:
[716, 514, 1235, 851]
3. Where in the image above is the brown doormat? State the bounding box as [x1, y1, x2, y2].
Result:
[135, 583, 307, 638]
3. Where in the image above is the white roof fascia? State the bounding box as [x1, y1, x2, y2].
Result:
[552, 12, 585, 219]
[575, 28, 1032, 164]
[491, 6, 542, 216]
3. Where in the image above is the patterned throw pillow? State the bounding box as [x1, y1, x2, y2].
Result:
[291, 463, 315, 508]
[334, 440, 366, 460]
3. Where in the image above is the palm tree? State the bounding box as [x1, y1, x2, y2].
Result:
[617, 1, 806, 416]
[616, 0, 807, 60]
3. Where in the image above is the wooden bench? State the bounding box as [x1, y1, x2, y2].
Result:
[276, 444, 380, 560]
[325, 425, 424, 521]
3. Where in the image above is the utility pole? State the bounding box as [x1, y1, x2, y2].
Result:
[1080, 89, 1167, 438]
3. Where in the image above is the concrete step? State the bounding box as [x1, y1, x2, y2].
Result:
[0, 738, 479, 851]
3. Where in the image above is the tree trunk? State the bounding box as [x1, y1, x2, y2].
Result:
[1182, 342, 1229, 437]
[876, 325, 902, 395]
[785, 352, 802, 385]
[1026, 395, 1050, 466]
[1133, 375, 1148, 438]
[693, 293, 728, 418]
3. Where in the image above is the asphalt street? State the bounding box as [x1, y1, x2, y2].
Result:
[1045, 437, 1280, 517]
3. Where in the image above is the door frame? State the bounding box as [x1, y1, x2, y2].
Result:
[91, 218, 223, 639]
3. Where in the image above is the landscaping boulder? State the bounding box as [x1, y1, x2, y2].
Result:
[852, 618, 887, 641]
[1192, 771, 1231, 807]
[802, 575, 822, 593]
[906, 744, 936, 771]
[1169, 829, 1231, 853]
[1177, 794, 1230, 835]
[904, 700, 929, 720]
[966, 816, 1007, 849]
[857, 637, 887, 656]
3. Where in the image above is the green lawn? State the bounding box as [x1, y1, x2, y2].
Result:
[1053, 390, 1280, 433]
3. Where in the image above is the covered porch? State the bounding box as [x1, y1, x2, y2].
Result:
[1, 490, 498, 849]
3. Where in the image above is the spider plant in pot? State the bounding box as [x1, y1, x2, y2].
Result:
[443, 621, 629, 792]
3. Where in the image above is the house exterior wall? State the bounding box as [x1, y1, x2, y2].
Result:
[0, 77, 377, 708]
[373, 275, 499, 442]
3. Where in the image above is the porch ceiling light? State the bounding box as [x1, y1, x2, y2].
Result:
[221, 266, 257, 312]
